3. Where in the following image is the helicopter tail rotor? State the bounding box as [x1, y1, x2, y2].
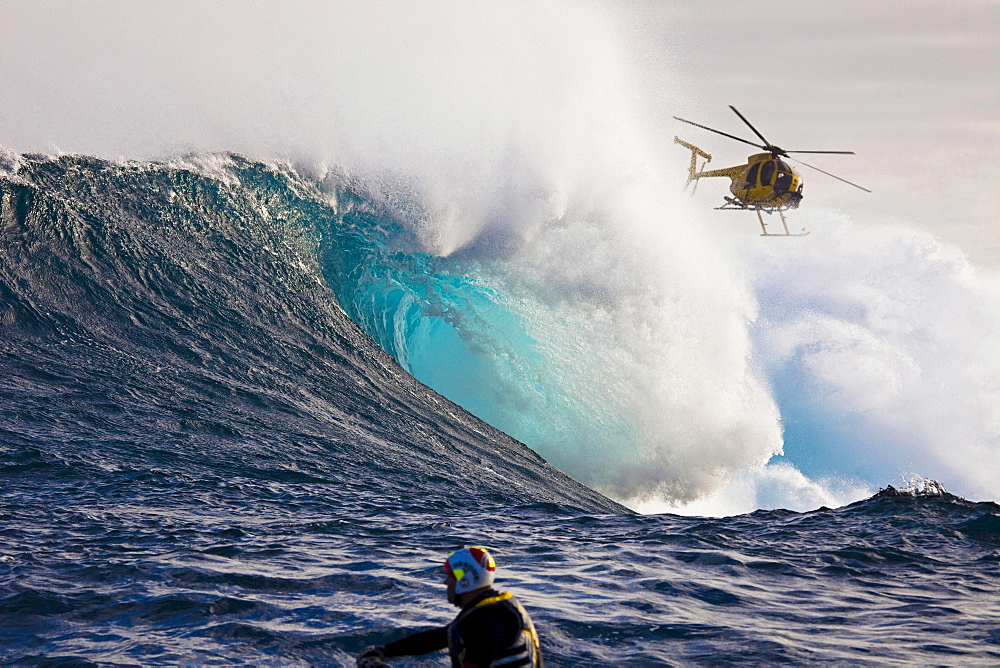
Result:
[673, 136, 712, 191]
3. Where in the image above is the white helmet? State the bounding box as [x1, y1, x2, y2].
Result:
[444, 546, 496, 594]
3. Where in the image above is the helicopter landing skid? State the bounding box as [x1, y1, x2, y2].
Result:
[716, 198, 808, 236]
[756, 209, 809, 237]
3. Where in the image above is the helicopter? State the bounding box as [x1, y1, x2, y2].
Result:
[673, 105, 870, 236]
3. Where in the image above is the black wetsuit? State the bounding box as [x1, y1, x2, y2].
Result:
[382, 589, 542, 667]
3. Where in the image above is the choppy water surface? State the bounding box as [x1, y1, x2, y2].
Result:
[3, 474, 998, 665]
[1, 154, 998, 665]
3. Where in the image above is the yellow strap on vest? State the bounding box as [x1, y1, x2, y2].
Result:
[473, 591, 514, 608]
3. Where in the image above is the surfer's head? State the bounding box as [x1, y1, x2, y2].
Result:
[443, 546, 496, 605]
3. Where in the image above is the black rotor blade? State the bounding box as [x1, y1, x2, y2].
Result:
[792, 158, 871, 193]
[673, 116, 764, 151]
[785, 150, 856, 155]
[728, 106, 772, 148]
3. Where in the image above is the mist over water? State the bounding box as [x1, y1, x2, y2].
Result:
[3, 1, 998, 514]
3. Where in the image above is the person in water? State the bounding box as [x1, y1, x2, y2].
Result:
[356, 546, 543, 668]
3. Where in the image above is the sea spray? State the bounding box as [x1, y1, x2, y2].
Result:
[321, 164, 785, 504]
[744, 216, 1000, 504]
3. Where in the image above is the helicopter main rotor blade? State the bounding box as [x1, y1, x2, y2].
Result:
[792, 158, 872, 193]
[785, 150, 856, 155]
[673, 116, 764, 151]
[728, 106, 772, 148]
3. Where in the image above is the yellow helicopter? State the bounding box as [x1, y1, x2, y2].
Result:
[674, 106, 870, 236]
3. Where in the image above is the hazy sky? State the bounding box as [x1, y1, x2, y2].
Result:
[1, 0, 997, 262]
[640, 0, 999, 263]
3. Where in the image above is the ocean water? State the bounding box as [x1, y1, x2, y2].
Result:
[2, 153, 999, 665]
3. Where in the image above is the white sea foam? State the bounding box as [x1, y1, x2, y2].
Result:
[742, 217, 1000, 504]
[438, 184, 786, 504]
[633, 462, 873, 517]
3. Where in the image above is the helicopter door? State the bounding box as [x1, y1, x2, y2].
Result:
[759, 160, 776, 187]
[744, 162, 761, 189]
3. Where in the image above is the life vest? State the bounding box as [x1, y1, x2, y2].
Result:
[447, 591, 542, 668]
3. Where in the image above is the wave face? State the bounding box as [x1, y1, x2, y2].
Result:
[0, 152, 621, 513]
[2, 154, 999, 665]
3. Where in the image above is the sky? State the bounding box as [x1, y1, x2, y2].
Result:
[1, 1, 996, 263]
[631, 1, 1000, 264]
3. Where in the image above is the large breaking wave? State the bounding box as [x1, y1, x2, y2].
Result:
[2, 2, 997, 514]
[0, 150, 625, 514]
[5, 146, 996, 515]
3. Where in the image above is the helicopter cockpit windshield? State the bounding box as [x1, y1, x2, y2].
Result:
[774, 160, 794, 193]
[759, 160, 776, 187]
